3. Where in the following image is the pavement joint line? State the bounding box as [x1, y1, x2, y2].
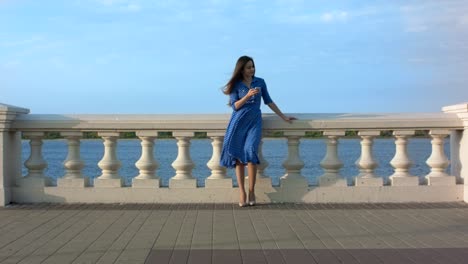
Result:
[303, 204, 385, 263]
[99, 205, 156, 263]
[369, 205, 461, 264]
[19, 207, 107, 264]
[0, 208, 84, 262]
[69, 206, 129, 263]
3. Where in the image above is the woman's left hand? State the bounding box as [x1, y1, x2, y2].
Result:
[282, 116, 297, 124]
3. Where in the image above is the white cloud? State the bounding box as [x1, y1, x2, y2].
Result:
[274, 0, 305, 8]
[400, 2, 468, 33]
[460, 15, 468, 26]
[95, 0, 142, 12]
[97, 0, 122, 5]
[95, 53, 120, 65]
[405, 25, 428, 33]
[124, 3, 140, 12]
[49, 57, 66, 69]
[282, 14, 315, 24]
[209, 0, 229, 5]
[1, 60, 21, 69]
[270, 4, 383, 26]
[399, 1, 468, 71]
[320, 11, 348, 23]
[0, 0, 12, 4]
[0, 36, 44, 47]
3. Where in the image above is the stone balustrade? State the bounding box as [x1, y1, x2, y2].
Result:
[1, 102, 468, 205]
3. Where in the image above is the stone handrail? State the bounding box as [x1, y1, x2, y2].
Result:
[1, 102, 468, 205]
[10, 112, 464, 131]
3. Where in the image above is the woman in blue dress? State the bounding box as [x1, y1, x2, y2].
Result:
[220, 56, 296, 207]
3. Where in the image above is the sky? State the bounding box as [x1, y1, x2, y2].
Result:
[1, 0, 468, 114]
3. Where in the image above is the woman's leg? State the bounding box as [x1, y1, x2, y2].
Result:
[236, 161, 246, 206]
[247, 162, 257, 205]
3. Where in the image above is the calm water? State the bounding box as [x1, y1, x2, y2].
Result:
[21, 138, 450, 187]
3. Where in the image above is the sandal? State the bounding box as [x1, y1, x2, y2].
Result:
[248, 191, 256, 206]
[239, 191, 247, 207]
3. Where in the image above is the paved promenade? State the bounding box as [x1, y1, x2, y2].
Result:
[1, 202, 468, 264]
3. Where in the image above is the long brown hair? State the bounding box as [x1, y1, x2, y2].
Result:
[223, 55, 255, 95]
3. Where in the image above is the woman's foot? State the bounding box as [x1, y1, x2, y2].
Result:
[239, 191, 247, 207]
[248, 191, 256, 206]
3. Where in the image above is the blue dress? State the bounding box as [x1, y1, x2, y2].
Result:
[220, 76, 273, 168]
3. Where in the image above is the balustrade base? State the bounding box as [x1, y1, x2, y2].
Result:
[465, 185, 468, 202]
[205, 178, 232, 188]
[0, 187, 11, 206]
[94, 178, 124, 188]
[132, 178, 160, 188]
[427, 176, 456, 186]
[280, 177, 309, 188]
[254, 177, 274, 189]
[243, 177, 277, 202]
[319, 177, 347, 187]
[57, 178, 89, 188]
[390, 176, 419, 186]
[355, 177, 383, 186]
[7, 185, 465, 204]
[169, 178, 197, 188]
[16, 177, 46, 188]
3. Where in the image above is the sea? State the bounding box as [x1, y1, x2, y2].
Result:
[21, 138, 451, 187]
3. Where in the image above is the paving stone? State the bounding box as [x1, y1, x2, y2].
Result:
[0, 203, 467, 263]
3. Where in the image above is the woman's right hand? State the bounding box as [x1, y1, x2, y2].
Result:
[282, 116, 297, 124]
[246, 88, 259, 98]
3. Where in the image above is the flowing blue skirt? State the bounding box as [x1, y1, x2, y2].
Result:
[220, 108, 262, 168]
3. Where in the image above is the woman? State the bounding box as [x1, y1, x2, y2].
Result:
[220, 55, 296, 207]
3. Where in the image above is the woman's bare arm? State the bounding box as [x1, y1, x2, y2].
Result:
[233, 88, 259, 110]
[267, 102, 297, 123]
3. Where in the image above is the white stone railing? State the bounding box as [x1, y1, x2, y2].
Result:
[1, 102, 468, 205]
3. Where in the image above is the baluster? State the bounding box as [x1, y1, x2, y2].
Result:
[256, 137, 269, 178]
[355, 131, 382, 186]
[19, 132, 52, 187]
[205, 132, 230, 188]
[133, 131, 159, 188]
[319, 131, 346, 186]
[170, 132, 196, 188]
[425, 130, 455, 185]
[94, 132, 123, 188]
[253, 137, 274, 191]
[57, 132, 87, 187]
[389, 130, 418, 186]
[280, 131, 308, 188]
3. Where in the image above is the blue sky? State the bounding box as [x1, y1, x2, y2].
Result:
[1, 0, 467, 114]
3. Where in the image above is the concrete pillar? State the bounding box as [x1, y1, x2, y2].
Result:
[442, 103, 468, 201]
[170, 131, 196, 188]
[253, 136, 273, 189]
[256, 137, 269, 178]
[319, 131, 346, 187]
[19, 132, 55, 187]
[280, 131, 307, 187]
[57, 132, 87, 187]
[132, 131, 159, 188]
[0, 104, 29, 206]
[449, 130, 463, 184]
[94, 132, 123, 188]
[355, 130, 382, 186]
[442, 103, 468, 185]
[460, 129, 468, 202]
[389, 130, 418, 186]
[425, 130, 454, 186]
[205, 132, 230, 188]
